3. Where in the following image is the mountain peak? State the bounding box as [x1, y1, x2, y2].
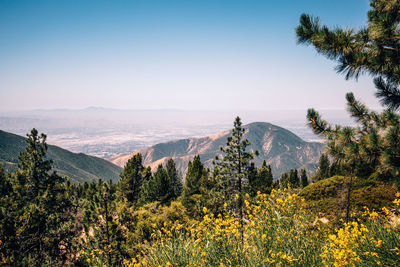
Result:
[110, 122, 324, 178]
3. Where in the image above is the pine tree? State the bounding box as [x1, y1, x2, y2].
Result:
[9, 129, 75, 265]
[296, 0, 400, 110]
[166, 158, 182, 200]
[182, 155, 210, 216]
[280, 172, 289, 188]
[314, 154, 330, 181]
[0, 165, 18, 265]
[213, 116, 258, 244]
[84, 180, 125, 265]
[184, 155, 205, 197]
[300, 169, 309, 187]
[307, 101, 373, 222]
[247, 162, 258, 196]
[249, 160, 273, 195]
[289, 169, 300, 188]
[139, 162, 181, 205]
[198, 169, 225, 216]
[118, 153, 145, 205]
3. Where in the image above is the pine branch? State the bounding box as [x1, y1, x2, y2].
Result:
[374, 76, 400, 110]
[306, 108, 332, 135]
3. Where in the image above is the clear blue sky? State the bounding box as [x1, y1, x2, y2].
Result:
[0, 0, 379, 111]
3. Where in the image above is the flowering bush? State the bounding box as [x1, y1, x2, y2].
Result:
[85, 190, 400, 266]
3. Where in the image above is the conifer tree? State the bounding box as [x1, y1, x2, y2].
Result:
[0, 165, 18, 265]
[139, 162, 181, 205]
[296, 0, 400, 110]
[314, 154, 330, 181]
[280, 172, 290, 188]
[166, 158, 182, 200]
[118, 153, 145, 205]
[213, 116, 258, 244]
[249, 160, 273, 195]
[289, 169, 300, 188]
[9, 129, 75, 265]
[300, 169, 309, 187]
[182, 155, 210, 216]
[184, 155, 205, 197]
[84, 180, 125, 265]
[247, 162, 258, 196]
[307, 98, 377, 222]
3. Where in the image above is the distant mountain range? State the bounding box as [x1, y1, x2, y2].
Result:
[109, 122, 325, 179]
[0, 130, 122, 183]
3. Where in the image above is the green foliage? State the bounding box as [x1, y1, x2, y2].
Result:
[300, 168, 309, 187]
[248, 160, 273, 196]
[182, 155, 211, 217]
[289, 169, 300, 187]
[0, 129, 76, 265]
[307, 94, 400, 183]
[300, 176, 348, 201]
[213, 116, 258, 214]
[83, 179, 126, 266]
[296, 1, 400, 110]
[300, 176, 396, 220]
[280, 168, 301, 188]
[183, 155, 206, 197]
[166, 158, 183, 200]
[139, 161, 182, 206]
[0, 129, 122, 183]
[314, 154, 330, 181]
[134, 201, 192, 242]
[118, 153, 145, 205]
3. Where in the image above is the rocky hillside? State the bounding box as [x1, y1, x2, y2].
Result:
[110, 122, 325, 179]
[0, 130, 122, 183]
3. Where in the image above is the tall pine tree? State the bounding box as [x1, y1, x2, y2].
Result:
[9, 129, 75, 265]
[213, 116, 258, 244]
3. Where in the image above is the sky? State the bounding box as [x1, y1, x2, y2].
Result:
[0, 0, 380, 112]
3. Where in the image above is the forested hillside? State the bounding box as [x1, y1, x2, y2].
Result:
[1, 1, 400, 266]
[0, 130, 122, 183]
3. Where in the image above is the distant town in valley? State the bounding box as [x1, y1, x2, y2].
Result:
[0, 108, 353, 158]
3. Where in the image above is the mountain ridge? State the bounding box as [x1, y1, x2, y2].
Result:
[109, 122, 325, 178]
[0, 130, 122, 183]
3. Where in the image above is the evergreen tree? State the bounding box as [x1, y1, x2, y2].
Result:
[300, 168, 309, 187]
[8, 129, 75, 265]
[314, 154, 330, 181]
[280, 172, 290, 188]
[118, 153, 145, 205]
[289, 169, 300, 188]
[84, 180, 125, 265]
[184, 155, 205, 197]
[247, 162, 258, 196]
[139, 162, 181, 205]
[249, 160, 273, 195]
[0, 165, 18, 265]
[166, 158, 183, 200]
[213, 116, 258, 244]
[198, 169, 225, 216]
[182, 155, 211, 216]
[296, 0, 400, 110]
[307, 101, 371, 222]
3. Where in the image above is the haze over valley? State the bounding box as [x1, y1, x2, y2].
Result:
[0, 108, 353, 160]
